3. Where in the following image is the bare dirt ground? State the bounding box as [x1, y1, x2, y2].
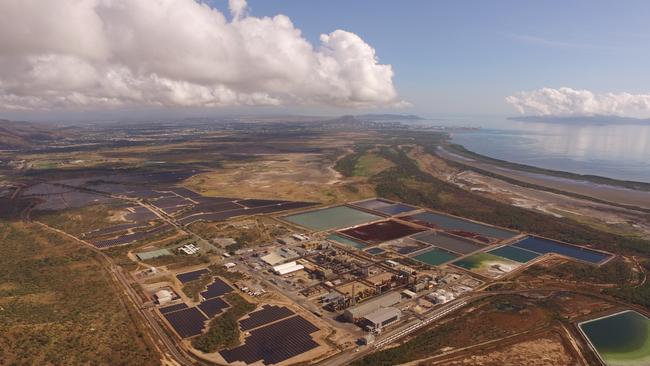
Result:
[184, 152, 375, 203]
[420, 331, 578, 366]
[179, 130, 382, 204]
[410, 147, 650, 238]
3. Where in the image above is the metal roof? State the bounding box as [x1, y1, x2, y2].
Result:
[363, 307, 401, 325]
[344, 291, 401, 319]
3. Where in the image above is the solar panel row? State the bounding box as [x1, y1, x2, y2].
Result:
[91, 223, 173, 248]
[220, 315, 320, 365]
[239, 305, 295, 331]
[237, 199, 291, 208]
[124, 206, 158, 221]
[179, 201, 317, 225]
[163, 307, 207, 338]
[201, 278, 233, 299]
[175, 269, 210, 284]
[152, 196, 193, 208]
[197, 297, 229, 318]
[83, 222, 142, 239]
[159, 303, 189, 314]
[170, 188, 205, 200]
[178, 201, 244, 220]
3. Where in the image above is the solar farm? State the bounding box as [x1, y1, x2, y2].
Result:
[220, 315, 320, 365]
[158, 276, 235, 339]
[85, 189, 316, 249]
[150, 268, 329, 365]
[21, 174, 317, 250]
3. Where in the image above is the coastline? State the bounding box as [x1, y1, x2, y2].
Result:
[437, 144, 650, 211]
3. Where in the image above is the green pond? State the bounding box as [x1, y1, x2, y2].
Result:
[412, 248, 458, 266]
[327, 233, 366, 249]
[451, 252, 521, 278]
[283, 206, 382, 231]
[488, 245, 540, 263]
[579, 310, 650, 366]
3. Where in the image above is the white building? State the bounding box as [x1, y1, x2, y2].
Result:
[426, 289, 455, 304]
[155, 289, 173, 305]
[272, 261, 304, 275]
[178, 243, 200, 255]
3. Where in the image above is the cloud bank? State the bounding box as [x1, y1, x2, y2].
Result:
[506, 87, 650, 117]
[0, 0, 403, 110]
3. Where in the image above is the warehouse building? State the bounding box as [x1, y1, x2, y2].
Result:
[343, 291, 401, 322]
[360, 307, 402, 331]
[272, 261, 305, 275]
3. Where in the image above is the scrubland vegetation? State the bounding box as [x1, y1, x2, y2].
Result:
[0, 221, 157, 365]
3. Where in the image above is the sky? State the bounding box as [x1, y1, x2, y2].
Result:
[1, 0, 650, 121]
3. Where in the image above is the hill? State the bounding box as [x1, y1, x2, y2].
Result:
[0, 120, 65, 149]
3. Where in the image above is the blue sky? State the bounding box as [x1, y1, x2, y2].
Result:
[1, 0, 649, 121]
[239, 0, 650, 116]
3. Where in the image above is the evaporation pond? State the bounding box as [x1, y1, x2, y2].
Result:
[283, 206, 382, 231]
[327, 234, 366, 249]
[488, 245, 540, 263]
[403, 211, 518, 239]
[412, 248, 458, 266]
[513, 236, 611, 264]
[579, 310, 650, 366]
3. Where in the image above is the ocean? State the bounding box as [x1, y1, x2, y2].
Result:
[425, 116, 650, 183]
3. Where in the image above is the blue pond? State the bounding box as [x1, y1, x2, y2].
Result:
[512, 236, 611, 264]
[365, 247, 386, 255]
[374, 203, 419, 216]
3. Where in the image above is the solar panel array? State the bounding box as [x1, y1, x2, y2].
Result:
[90, 223, 173, 248]
[162, 307, 207, 338]
[83, 222, 142, 239]
[158, 277, 234, 339]
[77, 184, 317, 248]
[178, 201, 317, 226]
[124, 206, 158, 221]
[237, 199, 292, 208]
[239, 305, 295, 331]
[220, 315, 320, 365]
[82, 206, 157, 242]
[159, 303, 189, 314]
[176, 269, 210, 284]
[197, 297, 229, 318]
[201, 278, 234, 299]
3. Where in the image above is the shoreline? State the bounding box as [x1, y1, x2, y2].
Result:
[445, 143, 650, 191]
[437, 144, 650, 211]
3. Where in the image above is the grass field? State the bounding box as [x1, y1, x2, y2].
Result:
[353, 153, 394, 177]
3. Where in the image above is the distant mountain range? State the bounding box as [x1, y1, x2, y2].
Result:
[510, 115, 650, 125]
[355, 114, 424, 121]
[0, 120, 67, 149]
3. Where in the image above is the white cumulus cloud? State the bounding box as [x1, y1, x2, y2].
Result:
[506, 87, 650, 117]
[0, 0, 403, 110]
